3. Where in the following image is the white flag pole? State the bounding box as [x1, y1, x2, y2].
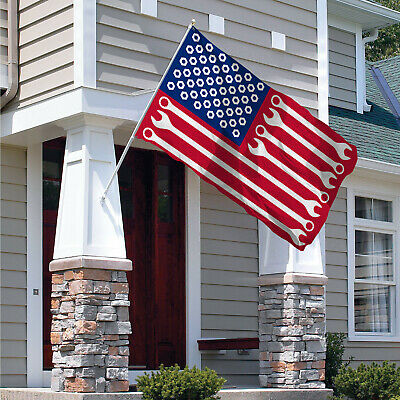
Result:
[100, 19, 196, 203]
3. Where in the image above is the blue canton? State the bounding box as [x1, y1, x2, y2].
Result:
[160, 26, 270, 146]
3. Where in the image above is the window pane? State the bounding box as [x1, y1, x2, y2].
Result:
[158, 165, 170, 193]
[43, 180, 61, 210]
[355, 196, 392, 222]
[355, 230, 393, 280]
[354, 283, 391, 333]
[355, 197, 373, 219]
[43, 147, 63, 179]
[374, 199, 393, 222]
[158, 194, 172, 222]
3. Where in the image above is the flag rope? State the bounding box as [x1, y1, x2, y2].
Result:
[100, 19, 196, 204]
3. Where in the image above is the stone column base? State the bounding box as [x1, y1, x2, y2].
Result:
[49, 257, 132, 393]
[258, 273, 328, 389]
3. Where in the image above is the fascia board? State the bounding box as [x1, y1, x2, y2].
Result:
[328, 0, 400, 30]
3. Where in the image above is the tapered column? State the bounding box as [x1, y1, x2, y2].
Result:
[50, 116, 132, 393]
[258, 224, 327, 389]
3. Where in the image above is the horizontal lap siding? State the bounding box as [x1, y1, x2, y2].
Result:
[0, 146, 27, 387]
[5, 0, 74, 111]
[325, 188, 400, 365]
[96, 0, 319, 113]
[328, 26, 357, 111]
[200, 180, 259, 387]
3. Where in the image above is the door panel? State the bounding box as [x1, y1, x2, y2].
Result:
[42, 143, 186, 370]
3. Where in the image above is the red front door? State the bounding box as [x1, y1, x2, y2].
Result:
[43, 142, 186, 370]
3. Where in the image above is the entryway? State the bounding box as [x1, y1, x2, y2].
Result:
[42, 139, 186, 370]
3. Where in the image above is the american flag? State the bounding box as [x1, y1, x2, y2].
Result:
[136, 26, 357, 250]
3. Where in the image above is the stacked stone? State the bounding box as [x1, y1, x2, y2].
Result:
[259, 282, 326, 389]
[50, 268, 131, 393]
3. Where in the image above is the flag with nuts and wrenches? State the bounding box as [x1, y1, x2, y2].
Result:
[136, 26, 357, 250]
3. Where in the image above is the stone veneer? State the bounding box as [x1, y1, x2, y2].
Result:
[50, 268, 131, 393]
[259, 277, 326, 389]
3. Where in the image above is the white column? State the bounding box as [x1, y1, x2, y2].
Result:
[258, 222, 324, 277]
[53, 115, 126, 260]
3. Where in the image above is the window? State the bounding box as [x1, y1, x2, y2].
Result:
[349, 192, 399, 340]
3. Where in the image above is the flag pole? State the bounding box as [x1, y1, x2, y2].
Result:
[100, 19, 196, 204]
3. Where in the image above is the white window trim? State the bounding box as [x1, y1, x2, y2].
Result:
[347, 187, 400, 342]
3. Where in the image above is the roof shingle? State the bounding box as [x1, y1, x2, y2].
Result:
[329, 55, 400, 165]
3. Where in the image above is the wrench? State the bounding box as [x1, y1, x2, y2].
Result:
[157, 96, 322, 217]
[248, 138, 329, 204]
[271, 94, 353, 161]
[142, 126, 307, 247]
[151, 110, 315, 232]
[255, 124, 337, 189]
[264, 109, 344, 175]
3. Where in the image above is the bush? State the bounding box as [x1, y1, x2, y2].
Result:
[136, 364, 226, 400]
[325, 332, 350, 390]
[334, 361, 400, 400]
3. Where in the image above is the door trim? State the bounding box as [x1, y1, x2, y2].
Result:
[27, 146, 202, 387]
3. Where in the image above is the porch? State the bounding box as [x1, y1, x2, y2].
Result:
[0, 388, 332, 399]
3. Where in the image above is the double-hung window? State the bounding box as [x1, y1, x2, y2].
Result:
[349, 192, 399, 340]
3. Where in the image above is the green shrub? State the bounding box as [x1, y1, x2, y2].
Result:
[325, 332, 350, 390]
[136, 364, 226, 400]
[334, 361, 400, 400]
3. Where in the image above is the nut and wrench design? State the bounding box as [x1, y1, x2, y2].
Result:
[254, 124, 337, 189]
[142, 125, 307, 247]
[270, 95, 353, 161]
[263, 109, 345, 175]
[151, 109, 315, 232]
[157, 96, 322, 218]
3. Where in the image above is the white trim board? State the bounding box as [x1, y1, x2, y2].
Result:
[0, 87, 154, 144]
[27, 144, 44, 387]
[73, 0, 96, 88]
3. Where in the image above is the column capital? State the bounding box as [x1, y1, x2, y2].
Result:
[55, 113, 123, 132]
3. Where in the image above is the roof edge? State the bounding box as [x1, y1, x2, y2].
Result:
[330, 0, 400, 28]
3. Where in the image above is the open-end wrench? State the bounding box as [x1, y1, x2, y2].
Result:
[255, 124, 336, 189]
[142, 126, 307, 247]
[271, 94, 353, 161]
[157, 96, 322, 217]
[264, 109, 344, 175]
[248, 138, 329, 204]
[151, 110, 315, 232]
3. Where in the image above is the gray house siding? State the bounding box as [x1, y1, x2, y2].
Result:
[5, 0, 74, 110]
[0, 146, 27, 388]
[328, 26, 357, 111]
[200, 180, 259, 387]
[96, 0, 319, 113]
